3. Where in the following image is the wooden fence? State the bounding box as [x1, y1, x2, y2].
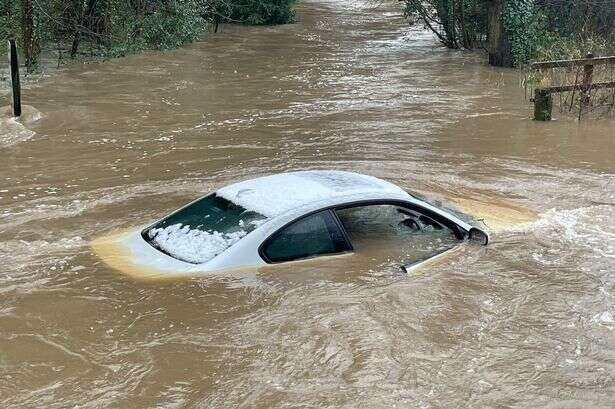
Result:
[531, 53, 615, 121]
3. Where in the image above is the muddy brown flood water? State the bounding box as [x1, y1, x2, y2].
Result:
[1, 0, 614, 407]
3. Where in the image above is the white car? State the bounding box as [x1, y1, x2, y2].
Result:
[95, 170, 488, 278]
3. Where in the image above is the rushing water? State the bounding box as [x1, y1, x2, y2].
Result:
[1, 1, 614, 407]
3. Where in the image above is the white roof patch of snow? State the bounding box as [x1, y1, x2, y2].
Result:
[216, 170, 408, 218]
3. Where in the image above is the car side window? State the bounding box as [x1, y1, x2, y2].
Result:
[334, 204, 459, 261]
[336, 204, 454, 236]
[262, 210, 351, 263]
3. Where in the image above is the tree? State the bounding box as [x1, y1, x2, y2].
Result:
[486, 0, 513, 67]
[402, 0, 487, 50]
[402, 0, 534, 67]
[1, 0, 298, 66]
[21, 0, 38, 69]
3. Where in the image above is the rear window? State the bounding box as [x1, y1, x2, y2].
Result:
[144, 194, 267, 264]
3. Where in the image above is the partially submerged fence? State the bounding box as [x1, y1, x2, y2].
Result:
[531, 53, 615, 121]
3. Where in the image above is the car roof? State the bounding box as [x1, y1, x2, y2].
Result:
[215, 170, 410, 218]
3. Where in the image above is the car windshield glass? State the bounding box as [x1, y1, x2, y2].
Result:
[144, 194, 268, 264]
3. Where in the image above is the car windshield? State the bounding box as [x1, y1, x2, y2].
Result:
[143, 194, 268, 264]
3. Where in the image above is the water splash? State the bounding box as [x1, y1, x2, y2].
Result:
[0, 105, 42, 146]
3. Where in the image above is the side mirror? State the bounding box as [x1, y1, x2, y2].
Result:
[469, 228, 489, 245]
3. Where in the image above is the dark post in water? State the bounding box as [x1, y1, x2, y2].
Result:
[533, 89, 552, 121]
[8, 39, 22, 118]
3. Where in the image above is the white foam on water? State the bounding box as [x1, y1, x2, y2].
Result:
[0, 116, 35, 146]
[591, 311, 615, 331]
[0, 105, 42, 146]
[598, 311, 614, 324]
[533, 205, 615, 260]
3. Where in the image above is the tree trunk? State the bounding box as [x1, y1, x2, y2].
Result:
[486, 0, 514, 67]
[70, 0, 85, 58]
[84, 0, 97, 40]
[21, 0, 36, 70]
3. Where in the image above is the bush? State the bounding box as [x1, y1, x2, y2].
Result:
[0, 1, 22, 56]
[536, 0, 615, 38]
[103, 0, 205, 57]
[0, 0, 297, 68]
[402, 0, 613, 67]
[527, 2, 615, 63]
[402, 0, 487, 50]
[226, 0, 297, 25]
[504, 0, 538, 66]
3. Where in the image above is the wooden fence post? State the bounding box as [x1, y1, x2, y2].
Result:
[534, 89, 552, 121]
[579, 52, 594, 119]
[531, 54, 615, 121]
[8, 39, 22, 118]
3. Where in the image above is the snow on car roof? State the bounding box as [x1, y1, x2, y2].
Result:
[216, 170, 409, 218]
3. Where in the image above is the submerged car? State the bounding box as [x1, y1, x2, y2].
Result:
[95, 170, 488, 278]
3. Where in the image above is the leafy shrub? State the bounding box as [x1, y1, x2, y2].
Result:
[104, 0, 205, 57]
[0, 0, 297, 67]
[0, 1, 22, 56]
[504, 0, 537, 66]
[403, 0, 487, 50]
[226, 0, 297, 25]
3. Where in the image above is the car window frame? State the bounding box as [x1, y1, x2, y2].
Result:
[258, 199, 467, 264]
[259, 209, 353, 264]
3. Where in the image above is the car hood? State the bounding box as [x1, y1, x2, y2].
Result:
[91, 228, 199, 280]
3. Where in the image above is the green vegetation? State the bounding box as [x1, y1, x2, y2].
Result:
[531, 0, 615, 61]
[402, 0, 615, 67]
[102, 0, 206, 58]
[503, 0, 536, 66]
[403, 0, 487, 50]
[225, 0, 297, 25]
[0, 0, 297, 72]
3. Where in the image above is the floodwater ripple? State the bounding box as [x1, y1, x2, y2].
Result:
[1, 0, 614, 407]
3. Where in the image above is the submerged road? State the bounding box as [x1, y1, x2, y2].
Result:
[1, 0, 614, 407]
